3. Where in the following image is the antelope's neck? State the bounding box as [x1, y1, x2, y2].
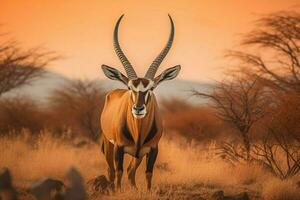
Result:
[126, 94, 156, 146]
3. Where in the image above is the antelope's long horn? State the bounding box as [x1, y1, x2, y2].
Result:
[114, 15, 138, 79]
[144, 14, 175, 79]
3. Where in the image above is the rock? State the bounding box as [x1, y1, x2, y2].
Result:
[29, 178, 65, 200]
[0, 168, 17, 200]
[29, 167, 86, 200]
[210, 190, 249, 200]
[0, 168, 12, 189]
[87, 175, 110, 194]
[227, 192, 249, 200]
[64, 168, 86, 200]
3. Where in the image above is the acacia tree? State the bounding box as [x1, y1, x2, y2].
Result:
[48, 80, 105, 141]
[227, 11, 300, 93]
[252, 93, 300, 179]
[0, 96, 46, 135]
[195, 11, 300, 161]
[0, 37, 57, 96]
[193, 74, 269, 159]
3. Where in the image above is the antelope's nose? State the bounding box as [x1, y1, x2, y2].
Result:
[133, 105, 145, 113]
[132, 105, 147, 118]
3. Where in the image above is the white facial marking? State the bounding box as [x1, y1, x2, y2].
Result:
[145, 92, 149, 101]
[131, 107, 147, 118]
[129, 90, 135, 101]
[145, 90, 152, 101]
[127, 79, 154, 119]
[128, 80, 154, 92]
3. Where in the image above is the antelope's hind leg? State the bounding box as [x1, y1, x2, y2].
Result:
[127, 157, 143, 188]
[102, 136, 116, 191]
[145, 147, 158, 190]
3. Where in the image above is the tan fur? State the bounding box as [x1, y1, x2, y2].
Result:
[101, 89, 163, 148]
[100, 89, 163, 189]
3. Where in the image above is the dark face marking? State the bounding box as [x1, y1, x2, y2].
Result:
[128, 78, 154, 118]
[131, 79, 151, 88]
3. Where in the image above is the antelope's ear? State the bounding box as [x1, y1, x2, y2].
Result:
[154, 65, 181, 86]
[101, 65, 129, 85]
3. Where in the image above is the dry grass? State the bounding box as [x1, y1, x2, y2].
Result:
[0, 133, 299, 199]
[0, 133, 105, 187]
[262, 179, 300, 200]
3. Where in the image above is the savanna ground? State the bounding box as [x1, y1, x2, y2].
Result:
[1, 131, 299, 200]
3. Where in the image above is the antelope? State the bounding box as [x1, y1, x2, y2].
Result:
[100, 14, 181, 190]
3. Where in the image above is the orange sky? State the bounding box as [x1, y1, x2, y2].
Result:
[1, 0, 300, 81]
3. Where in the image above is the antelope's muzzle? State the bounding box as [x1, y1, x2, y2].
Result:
[132, 105, 147, 118]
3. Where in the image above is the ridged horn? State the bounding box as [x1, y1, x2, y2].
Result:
[144, 14, 175, 79]
[114, 15, 137, 79]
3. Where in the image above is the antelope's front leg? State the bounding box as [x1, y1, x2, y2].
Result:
[114, 145, 124, 190]
[145, 147, 158, 190]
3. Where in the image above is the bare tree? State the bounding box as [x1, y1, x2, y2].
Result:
[48, 80, 105, 140]
[193, 74, 270, 159]
[216, 141, 249, 165]
[252, 94, 300, 179]
[162, 99, 226, 144]
[252, 130, 300, 179]
[197, 11, 300, 161]
[226, 11, 300, 93]
[0, 37, 58, 96]
[0, 96, 46, 135]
